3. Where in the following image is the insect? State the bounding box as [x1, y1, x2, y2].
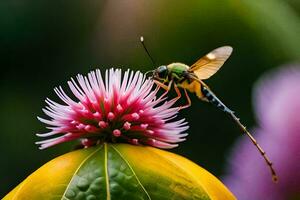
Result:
[140, 36, 278, 182]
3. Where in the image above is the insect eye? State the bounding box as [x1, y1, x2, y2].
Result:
[157, 66, 168, 78]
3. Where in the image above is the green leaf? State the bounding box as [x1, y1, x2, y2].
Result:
[62, 146, 106, 200]
[4, 144, 236, 200]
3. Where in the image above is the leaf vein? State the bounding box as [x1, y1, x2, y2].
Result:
[104, 143, 111, 200]
[111, 145, 152, 200]
[61, 146, 103, 200]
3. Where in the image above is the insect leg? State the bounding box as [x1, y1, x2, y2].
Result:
[173, 85, 191, 110]
[171, 82, 182, 102]
[181, 89, 192, 109]
[154, 80, 173, 99]
[154, 80, 189, 107]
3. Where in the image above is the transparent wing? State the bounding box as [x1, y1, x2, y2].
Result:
[188, 46, 233, 80]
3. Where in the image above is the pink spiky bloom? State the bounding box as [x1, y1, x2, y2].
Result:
[36, 69, 188, 149]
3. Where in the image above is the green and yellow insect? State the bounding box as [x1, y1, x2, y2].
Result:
[141, 37, 278, 182]
[151, 46, 234, 111]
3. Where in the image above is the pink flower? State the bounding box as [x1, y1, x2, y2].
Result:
[36, 69, 188, 149]
[224, 65, 300, 200]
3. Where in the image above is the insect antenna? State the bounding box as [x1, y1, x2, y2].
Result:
[229, 111, 278, 182]
[140, 36, 156, 65]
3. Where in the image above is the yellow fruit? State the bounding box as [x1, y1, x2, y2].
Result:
[4, 143, 236, 200]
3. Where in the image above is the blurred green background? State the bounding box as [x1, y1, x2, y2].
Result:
[1, 0, 300, 197]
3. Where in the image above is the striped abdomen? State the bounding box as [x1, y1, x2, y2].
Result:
[201, 86, 233, 113]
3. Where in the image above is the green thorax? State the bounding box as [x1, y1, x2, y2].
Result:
[167, 62, 190, 82]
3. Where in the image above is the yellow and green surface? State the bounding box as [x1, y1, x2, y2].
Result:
[5, 144, 235, 200]
[2, 0, 300, 197]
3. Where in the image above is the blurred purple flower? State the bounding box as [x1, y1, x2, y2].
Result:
[36, 68, 188, 149]
[224, 65, 300, 200]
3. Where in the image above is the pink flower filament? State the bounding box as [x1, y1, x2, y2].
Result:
[36, 69, 188, 149]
